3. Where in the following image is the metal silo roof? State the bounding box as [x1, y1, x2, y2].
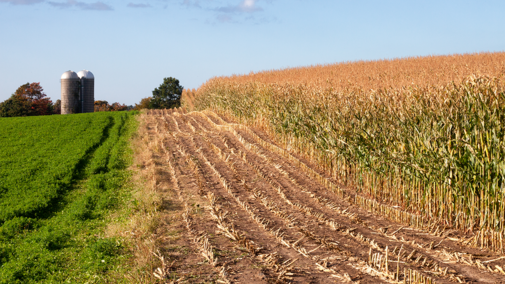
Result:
[77, 70, 94, 79]
[61, 71, 79, 80]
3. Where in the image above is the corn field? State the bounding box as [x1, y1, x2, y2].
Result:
[185, 52, 505, 251]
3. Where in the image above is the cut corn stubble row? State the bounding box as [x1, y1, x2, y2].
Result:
[141, 113, 223, 282]
[159, 129, 233, 283]
[166, 132, 298, 283]
[191, 136, 375, 283]
[163, 118, 370, 282]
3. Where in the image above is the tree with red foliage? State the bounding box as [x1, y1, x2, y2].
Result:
[19, 83, 53, 115]
[94, 100, 109, 112]
[0, 82, 54, 117]
[110, 102, 128, 111]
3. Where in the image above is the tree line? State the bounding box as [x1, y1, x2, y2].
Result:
[1, 77, 183, 117]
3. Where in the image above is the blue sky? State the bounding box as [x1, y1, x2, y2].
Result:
[1, 0, 504, 106]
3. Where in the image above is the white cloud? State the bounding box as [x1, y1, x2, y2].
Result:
[242, 0, 254, 8]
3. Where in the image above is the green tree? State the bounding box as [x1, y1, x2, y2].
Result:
[149, 77, 183, 109]
[0, 95, 29, 117]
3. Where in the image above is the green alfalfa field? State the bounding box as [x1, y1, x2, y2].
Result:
[0, 111, 145, 283]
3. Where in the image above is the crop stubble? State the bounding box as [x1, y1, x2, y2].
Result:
[143, 108, 505, 284]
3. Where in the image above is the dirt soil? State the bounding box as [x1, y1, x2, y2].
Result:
[141, 109, 505, 284]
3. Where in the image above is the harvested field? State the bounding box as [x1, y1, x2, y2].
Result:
[142, 108, 505, 284]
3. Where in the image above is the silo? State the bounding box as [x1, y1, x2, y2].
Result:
[77, 70, 95, 113]
[61, 71, 80, 114]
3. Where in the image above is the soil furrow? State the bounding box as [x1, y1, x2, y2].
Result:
[140, 113, 220, 283]
[175, 132, 347, 283]
[161, 132, 273, 283]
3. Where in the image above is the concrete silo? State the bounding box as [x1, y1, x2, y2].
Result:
[61, 71, 80, 114]
[77, 70, 95, 113]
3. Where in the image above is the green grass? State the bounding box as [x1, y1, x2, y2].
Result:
[0, 111, 138, 283]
